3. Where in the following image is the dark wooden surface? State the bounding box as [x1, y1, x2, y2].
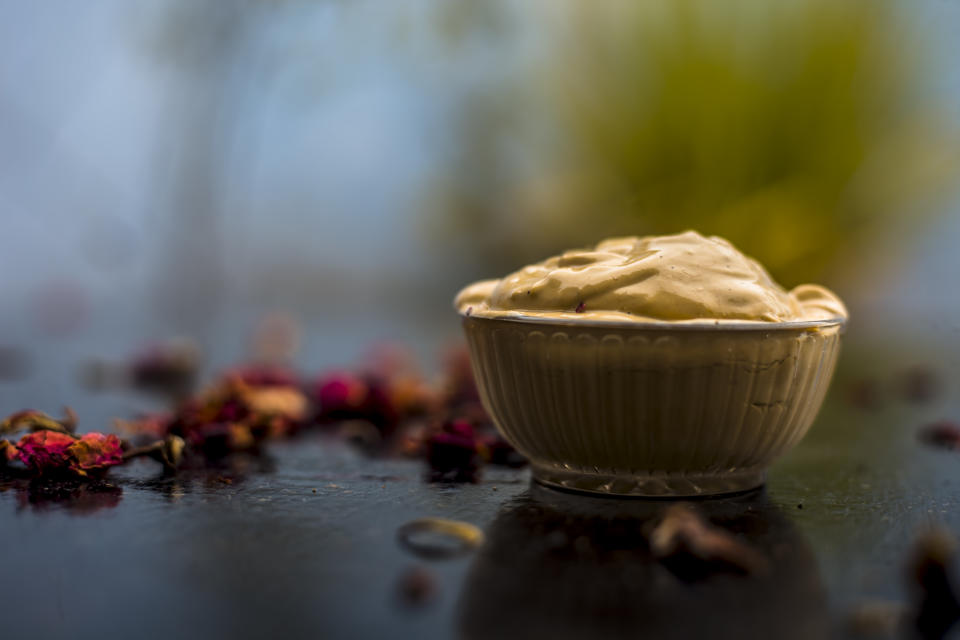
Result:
[1, 331, 958, 640]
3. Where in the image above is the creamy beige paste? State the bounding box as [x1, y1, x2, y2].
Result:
[455, 231, 846, 323]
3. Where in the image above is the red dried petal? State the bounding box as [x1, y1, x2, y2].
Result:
[425, 419, 482, 483]
[316, 372, 369, 413]
[244, 387, 308, 422]
[16, 431, 78, 472]
[477, 432, 527, 468]
[68, 433, 124, 475]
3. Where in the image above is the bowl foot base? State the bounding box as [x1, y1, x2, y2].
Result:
[531, 463, 766, 498]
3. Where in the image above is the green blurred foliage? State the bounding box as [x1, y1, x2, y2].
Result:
[432, 0, 958, 288]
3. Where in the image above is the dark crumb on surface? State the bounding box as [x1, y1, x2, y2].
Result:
[650, 503, 770, 578]
[910, 527, 960, 640]
[797, 503, 803, 510]
[575, 301, 586, 313]
[311, 487, 317, 493]
[465, 306, 472, 316]
[425, 419, 482, 483]
[918, 421, 960, 451]
[396, 566, 437, 608]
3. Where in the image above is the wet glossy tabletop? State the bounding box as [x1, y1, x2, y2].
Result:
[1, 339, 959, 640]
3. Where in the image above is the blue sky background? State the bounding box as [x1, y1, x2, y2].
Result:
[0, 0, 958, 372]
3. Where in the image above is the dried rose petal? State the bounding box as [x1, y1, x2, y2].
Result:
[15, 431, 125, 478]
[0, 439, 17, 464]
[158, 369, 309, 455]
[316, 372, 370, 413]
[68, 433, 124, 476]
[444, 419, 475, 442]
[15, 431, 78, 473]
[183, 422, 256, 455]
[387, 376, 437, 419]
[227, 424, 255, 450]
[0, 408, 76, 436]
[478, 432, 527, 468]
[244, 387, 308, 422]
[426, 419, 482, 483]
[314, 372, 403, 435]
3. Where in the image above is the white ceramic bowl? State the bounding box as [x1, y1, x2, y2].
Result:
[461, 314, 844, 497]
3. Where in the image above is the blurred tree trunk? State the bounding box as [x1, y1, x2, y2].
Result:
[149, 1, 253, 336]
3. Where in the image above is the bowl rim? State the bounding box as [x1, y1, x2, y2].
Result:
[460, 311, 847, 332]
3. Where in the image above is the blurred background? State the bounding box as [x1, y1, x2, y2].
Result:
[1, 0, 959, 423]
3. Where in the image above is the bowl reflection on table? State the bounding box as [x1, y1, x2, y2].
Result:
[458, 485, 828, 640]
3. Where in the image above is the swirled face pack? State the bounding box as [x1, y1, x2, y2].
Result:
[455, 231, 846, 323]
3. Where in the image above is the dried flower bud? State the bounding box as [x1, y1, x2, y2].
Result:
[123, 434, 186, 471]
[0, 439, 17, 464]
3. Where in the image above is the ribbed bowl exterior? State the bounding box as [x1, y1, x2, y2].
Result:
[462, 316, 843, 496]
